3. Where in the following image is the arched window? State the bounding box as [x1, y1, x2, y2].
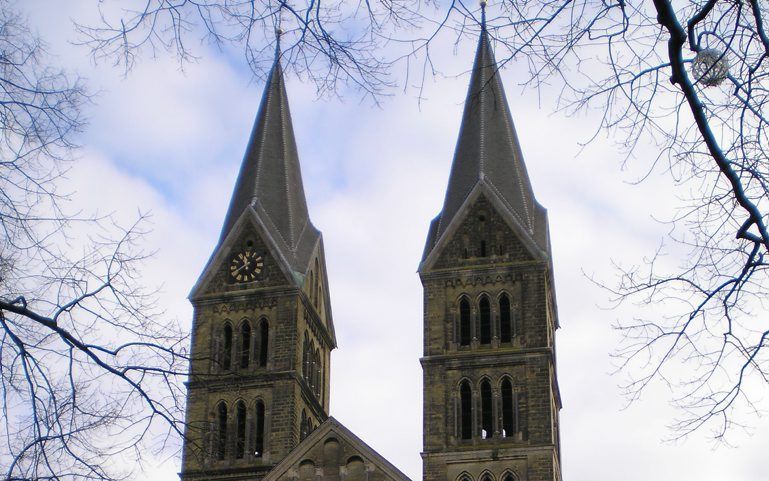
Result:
[479, 296, 491, 345]
[254, 400, 265, 457]
[480, 379, 493, 439]
[346, 455, 365, 481]
[240, 322, 251, 369]
[502, 474, 516, 481]
[314, 348, 321, 397]
[499, 294, 512, 343]
[459, 381, 472, 440]
[258, 320, 269, 367]
[308, 340, 316, 390]
[480, 474, 493, 481]
[310, 270, 316, 304]
[222, 324, 233, 371]
[321, 359, 326, 404]
[300, 410, 308, 440]
[459, 298, 471, 346]
[501, 378, 515, 438]
[235, 401, 246, 459]
[216, 402, 227, 460]
[302, 332, 310, 379]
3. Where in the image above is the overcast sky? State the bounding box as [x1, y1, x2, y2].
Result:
[19, 1, 769, 480]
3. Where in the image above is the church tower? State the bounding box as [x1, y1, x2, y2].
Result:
[418, 16, 563, 481]
[180, 45, 336, 481]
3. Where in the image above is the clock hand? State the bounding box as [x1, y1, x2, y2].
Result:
[233, 262, 249, 275]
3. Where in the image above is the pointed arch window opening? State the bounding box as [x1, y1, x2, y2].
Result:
[302, 332, 310, 379]
[459, 381, 472, 440]
[479, 296, 491, 345]
[459, 298, 472, 346]
[501, 378, 517, 438]
[254, 400, 265, 457]
[309, 270, 315, 304]
[240, 322, 251, 369]
[222, 324, 233, 371]
[258, 320, 269, 367]
[235, 401, 247, 459]
[313, 348, 321, 398]
[308, 340, 316, 391]
[480, 380, 493, 439]
[300, 410, 308, 440]
[499, 294, 512, 343]
[216, 402, 227, 461]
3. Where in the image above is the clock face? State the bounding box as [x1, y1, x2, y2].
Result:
[229, 250, 264, 283]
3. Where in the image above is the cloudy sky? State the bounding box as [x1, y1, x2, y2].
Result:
[18, 1, 769, 480]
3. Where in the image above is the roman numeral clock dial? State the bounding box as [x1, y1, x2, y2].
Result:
[229, 250, 264, 283]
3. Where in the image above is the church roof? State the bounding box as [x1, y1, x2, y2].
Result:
[422, 25, 549, 262]
[262, 417, 413, 481]
[217, 46, 320, 275]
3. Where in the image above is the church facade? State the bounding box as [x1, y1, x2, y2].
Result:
[179, 21, 563, 481]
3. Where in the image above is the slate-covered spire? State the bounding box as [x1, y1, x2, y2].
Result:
[423, 16, 548, 261]
[218, 39, 311, 254]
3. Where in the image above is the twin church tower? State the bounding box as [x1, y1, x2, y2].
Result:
[180, 18, 563, 481]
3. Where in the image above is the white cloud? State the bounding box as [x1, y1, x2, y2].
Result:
[14, 1, 769, 480]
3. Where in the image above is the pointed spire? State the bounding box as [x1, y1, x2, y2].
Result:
[424, 12, 547, 260]
[217, 38, 312, 256]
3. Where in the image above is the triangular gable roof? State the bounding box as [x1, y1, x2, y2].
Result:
[190, 205, 303, 300]
[189, 204, 337, 345]
[420, 181, 549, 272]
[263, 417, 413, 481]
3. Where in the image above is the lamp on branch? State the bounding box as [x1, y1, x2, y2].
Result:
[691, 48, 729, 87]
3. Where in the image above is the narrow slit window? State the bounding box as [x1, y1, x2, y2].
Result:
[254, 400, 265, 457]
[300, 410, 308, 440]
[479, 296, 491, 345]
[235, 401, 246, 459]
[216, 402, 227, 460]
[500, 294, 512, 343]
[258, 320, 269, 367]
[459, 298, 471, 346]
[240, 322, 251, 368]
[222, 324, 233, 371]
[460, 381, 472, 440]
[314, 348, 321, 397]
[502, 378, 515, 437]
[481, 380, 493, 438]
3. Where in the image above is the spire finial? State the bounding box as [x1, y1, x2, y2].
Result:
[275, 26, 284, 61]
[274, 4, 284, 62]
[480, 0, 487, 30]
